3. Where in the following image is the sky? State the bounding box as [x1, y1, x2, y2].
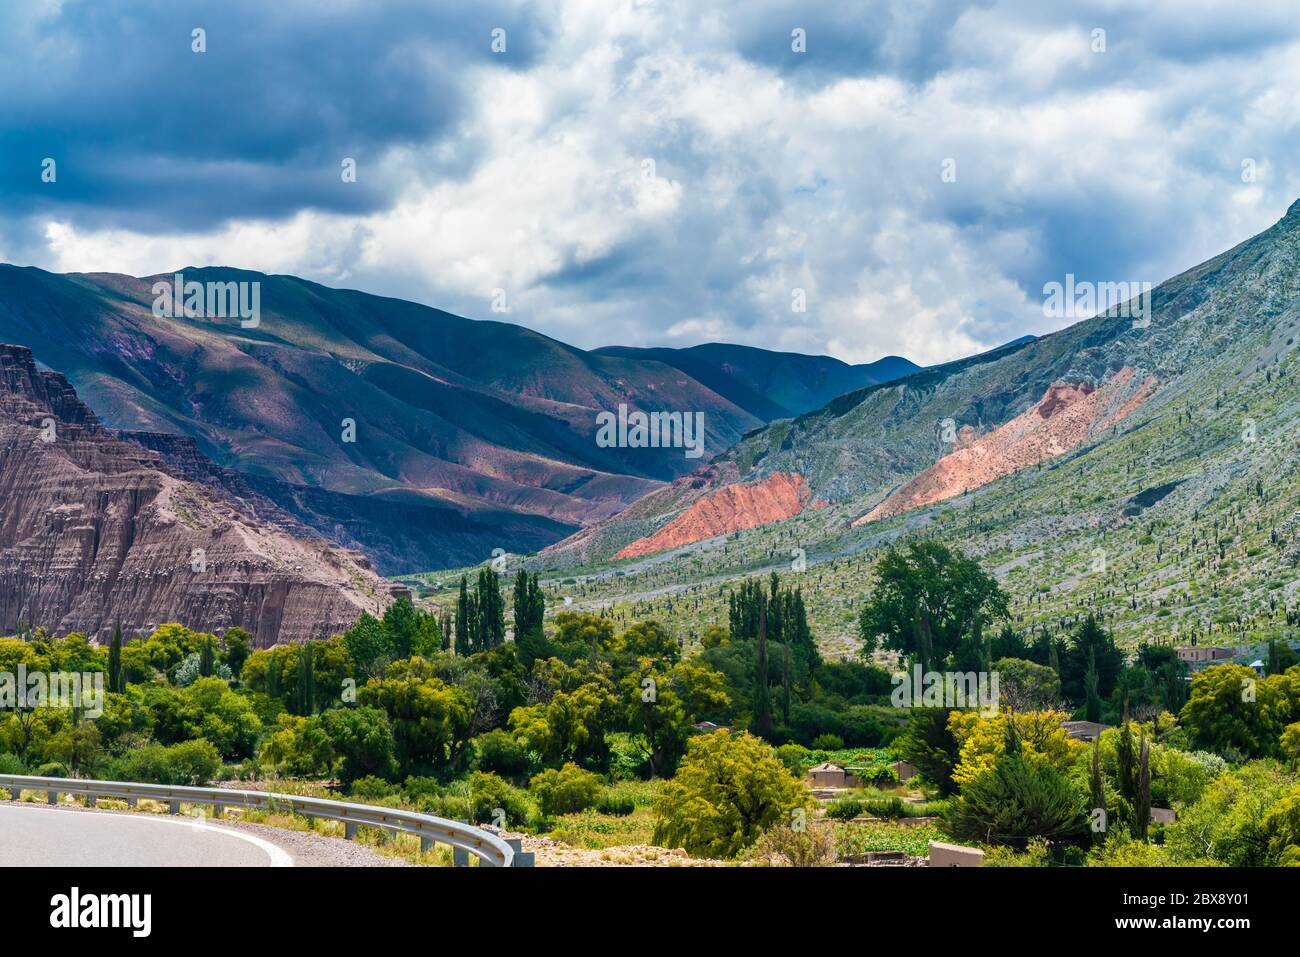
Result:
[2, 0, 1299, 366]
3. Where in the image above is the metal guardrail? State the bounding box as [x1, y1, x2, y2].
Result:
[0, 774, 521, 867]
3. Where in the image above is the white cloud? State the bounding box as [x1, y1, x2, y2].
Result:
[18, 0, 1300, 366]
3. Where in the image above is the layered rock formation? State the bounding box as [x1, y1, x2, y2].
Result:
[0, 344, 389, 644]
[614, 471, 813, 559]
[855, 367, 1157, 525]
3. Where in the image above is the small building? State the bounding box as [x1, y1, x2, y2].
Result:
[1175, 646, 1235, 666]
[806, 763, 860, 789]
[889, 760, 919, 782]
[1249, 659, 1266, 678]
[1151, 807, 1176, 825]
[1061, 720, 1110, 742]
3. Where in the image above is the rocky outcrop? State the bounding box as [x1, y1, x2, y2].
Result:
[855, 367, 1157, 525]
[0, 343, 388, 645]
[614, 471, 812, 559]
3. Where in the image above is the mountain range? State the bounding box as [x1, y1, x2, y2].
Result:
[0, 265, 918, 574]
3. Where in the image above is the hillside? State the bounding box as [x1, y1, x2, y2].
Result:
[0, 343, 391, 644]
[522, 198, 1300, 654]
[592, 343, 920, 420]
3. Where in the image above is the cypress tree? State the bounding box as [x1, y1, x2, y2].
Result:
[1089, 736, 1107, 843]
[1135, 730, 1151, 841]
[781, 640, 792, 726]
[199, 636, 215, 678]
[455, 576, 472, 655]
[108, 623, 124, 694]
[1084, 648, 1101, 723]
[295, 643, 315, 716]
[267, 648, 280, 699]
[753, 605, 772, 738]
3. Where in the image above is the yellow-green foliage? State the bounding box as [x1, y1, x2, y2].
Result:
[948, 709, 1080, 788]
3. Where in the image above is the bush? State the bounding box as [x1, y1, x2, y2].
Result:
[473, 729, 532, 780]
[529, 762, 604, 817]
[750, 823, 837, 866]
[863, 796, 907, 820]
[653, 731, 812, 859]
[349, 776, 399, 801]
[107, 740, 222, 786]
[468, 771, 535, 829]
[811, 733, 844, 751]
[825, 797, 864, 821]
[0, 753, 26, 775]
[596, 791, 636, 816]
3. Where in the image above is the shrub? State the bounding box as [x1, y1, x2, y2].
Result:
[473, 729, 532, 780]
[864, 796, 907, 820]
[529, 762, 604, 817]
[596, 791, 636, 816]
[349, 776, 399, 801]
[653, 731, 812, 859]
[811, 733, 844, 751]
[750, 824, 837, 866]
[107, 740, 222, 786]
[0, 753, 26, 775]
[468, 771, 535, 829]
[825, 797, 864, 821]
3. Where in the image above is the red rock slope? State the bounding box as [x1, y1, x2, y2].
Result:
[855, 367, 1156, 526]
[0, 344, 389, 645]
[614, 472, 812, 559]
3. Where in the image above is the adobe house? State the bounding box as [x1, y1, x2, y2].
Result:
[890, 760, 919, 782]
[1174, 646, 1234, 667]
[806, 763, 860, 789]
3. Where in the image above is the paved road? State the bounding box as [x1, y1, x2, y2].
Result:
[0, 804, 293, 867]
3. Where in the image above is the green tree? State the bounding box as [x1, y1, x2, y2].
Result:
[652, 730, 812, 859]
[343, 612, 392, 678]
[859, 541, 1007, 673]
[894, 708, 961, 796]
[513, 569, 549, 666]
[220, 627, 252, 679]
[528, 762, 604, 816]
[107, 624, 124, 694]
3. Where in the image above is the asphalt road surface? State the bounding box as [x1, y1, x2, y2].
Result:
[0, 804, 294, 867]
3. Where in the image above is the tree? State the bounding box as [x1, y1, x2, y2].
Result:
[317, 706, 397, 785]
[220, 627, 252, 679]
[1088, 736, 1106, 844]
[294, 641, 316, 716]
[1179, 664, 1291, 758]
[994, 657, 1062, 712]
[455, 576, 472, 656]
[359, 673, 474, 776]
[1283, 722, 1300, 771]
[859, 541, 1007, 673]
[343, 612, 392, 678]
[652, 731, 812, 859]
[107, 624, 124, 694]
[1135, 730, 1151, 841]
[1084, 648, 1102, 723]
[946, 743, 1088, 850]
[198, 636, 216, 679]
[895, 708, 961, 796]
[382, 596, 420, 660]
[472, 567, 506, 651]
[513, 569, 548, 666]
[1061, 615, 1122, 705]
[753, 605, 772, 738]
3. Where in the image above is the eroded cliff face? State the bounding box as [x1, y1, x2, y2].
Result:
[855, 367, 1157, 525]
[0, 344, 388, 645]
[614, 471, 812, 559]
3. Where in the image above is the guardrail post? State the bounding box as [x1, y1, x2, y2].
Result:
[85, 794, 96, 808]
[345, 822, 358, 840]
[46, 790, 57, 805]
[420, 836, 434, 853]
[168, 800, 180, 815]
[453, 847, 469, 867]
[213, 804, 224, 818]
[126, 797, 137, 808]
[5, 787, 17, 801]
[505, 838, 534, 867]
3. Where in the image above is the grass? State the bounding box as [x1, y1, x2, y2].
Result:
[547, 779, 659, 849]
